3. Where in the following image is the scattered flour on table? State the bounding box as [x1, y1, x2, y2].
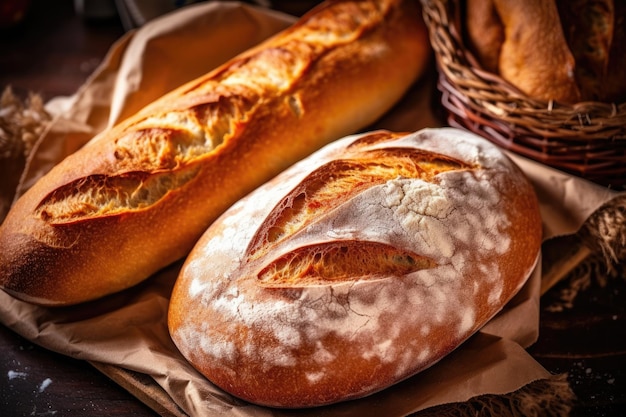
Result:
[7, 370, 28, 380]
[38, 377, 53, 393]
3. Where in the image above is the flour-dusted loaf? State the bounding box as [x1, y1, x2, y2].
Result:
[168, 128, 543, 408]
[0, 0, 429, 306]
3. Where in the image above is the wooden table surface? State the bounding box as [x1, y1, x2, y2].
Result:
[1, 1, 625, 416]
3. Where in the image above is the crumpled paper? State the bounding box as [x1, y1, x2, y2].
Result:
[1, 2, 624, 416]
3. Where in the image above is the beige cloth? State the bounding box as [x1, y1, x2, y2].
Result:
[1, 2, 624, 416]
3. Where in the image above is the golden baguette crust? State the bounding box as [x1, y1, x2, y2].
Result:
[557, 0, 614, 101]
[168, 128, 542, 408]
[493, 0, 581, 103]
[465, 0, 503, 73]
[0, 0, 429, 306]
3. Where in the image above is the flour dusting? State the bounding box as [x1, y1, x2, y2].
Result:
[38, 378, 52, 393]
[172, 128, 537, 400]
[7, 370, 28, 380]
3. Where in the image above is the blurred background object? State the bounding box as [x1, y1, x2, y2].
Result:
[0, 0, 321, 100]
[0, 0, 125, 99]
[73, 0, 118, 20]
[0, 0, 31, 28]
[78, 0, 320, 30]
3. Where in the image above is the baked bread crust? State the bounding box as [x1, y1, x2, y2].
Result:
[0, 0, 429, 306]
[558, 0, 614, 101]
[465, 0, 625, 103]
[168, 128, 542, 408]
[493, 0, 581, 103]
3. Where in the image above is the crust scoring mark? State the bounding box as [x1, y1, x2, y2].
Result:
[247, 135, 473, 288]
[36, 166, 200, 224]
[257, 241, 436, 287]
[247, 147, 471, 257]
[36, 3, 389, 225]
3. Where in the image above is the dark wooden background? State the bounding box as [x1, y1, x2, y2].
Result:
[1, 4, 157, 414]
[1, 1, 625, 416]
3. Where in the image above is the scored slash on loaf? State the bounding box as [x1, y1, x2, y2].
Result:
[168, 128, 543, 408]
[0, 0, 429, 306]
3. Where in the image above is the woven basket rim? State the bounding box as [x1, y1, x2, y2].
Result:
[420, 0, 626, 189]
[421, 0, 626, 126]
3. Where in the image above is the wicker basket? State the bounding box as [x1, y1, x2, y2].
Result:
[420, 0, 626, 190]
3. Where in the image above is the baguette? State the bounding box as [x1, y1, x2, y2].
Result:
[0, 0, 429, 306]
[557, 0, 614, 101]
[464, 0, 503, 73]
[493, 0, 581, 103]
[168, 128, 542, 408]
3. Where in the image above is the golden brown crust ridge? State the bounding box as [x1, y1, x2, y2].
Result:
[0, 0, 429, 305]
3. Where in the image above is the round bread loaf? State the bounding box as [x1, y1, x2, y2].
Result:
[168, 128, 542, 408]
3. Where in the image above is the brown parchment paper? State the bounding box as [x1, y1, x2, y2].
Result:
[1, 2, 625, 416]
